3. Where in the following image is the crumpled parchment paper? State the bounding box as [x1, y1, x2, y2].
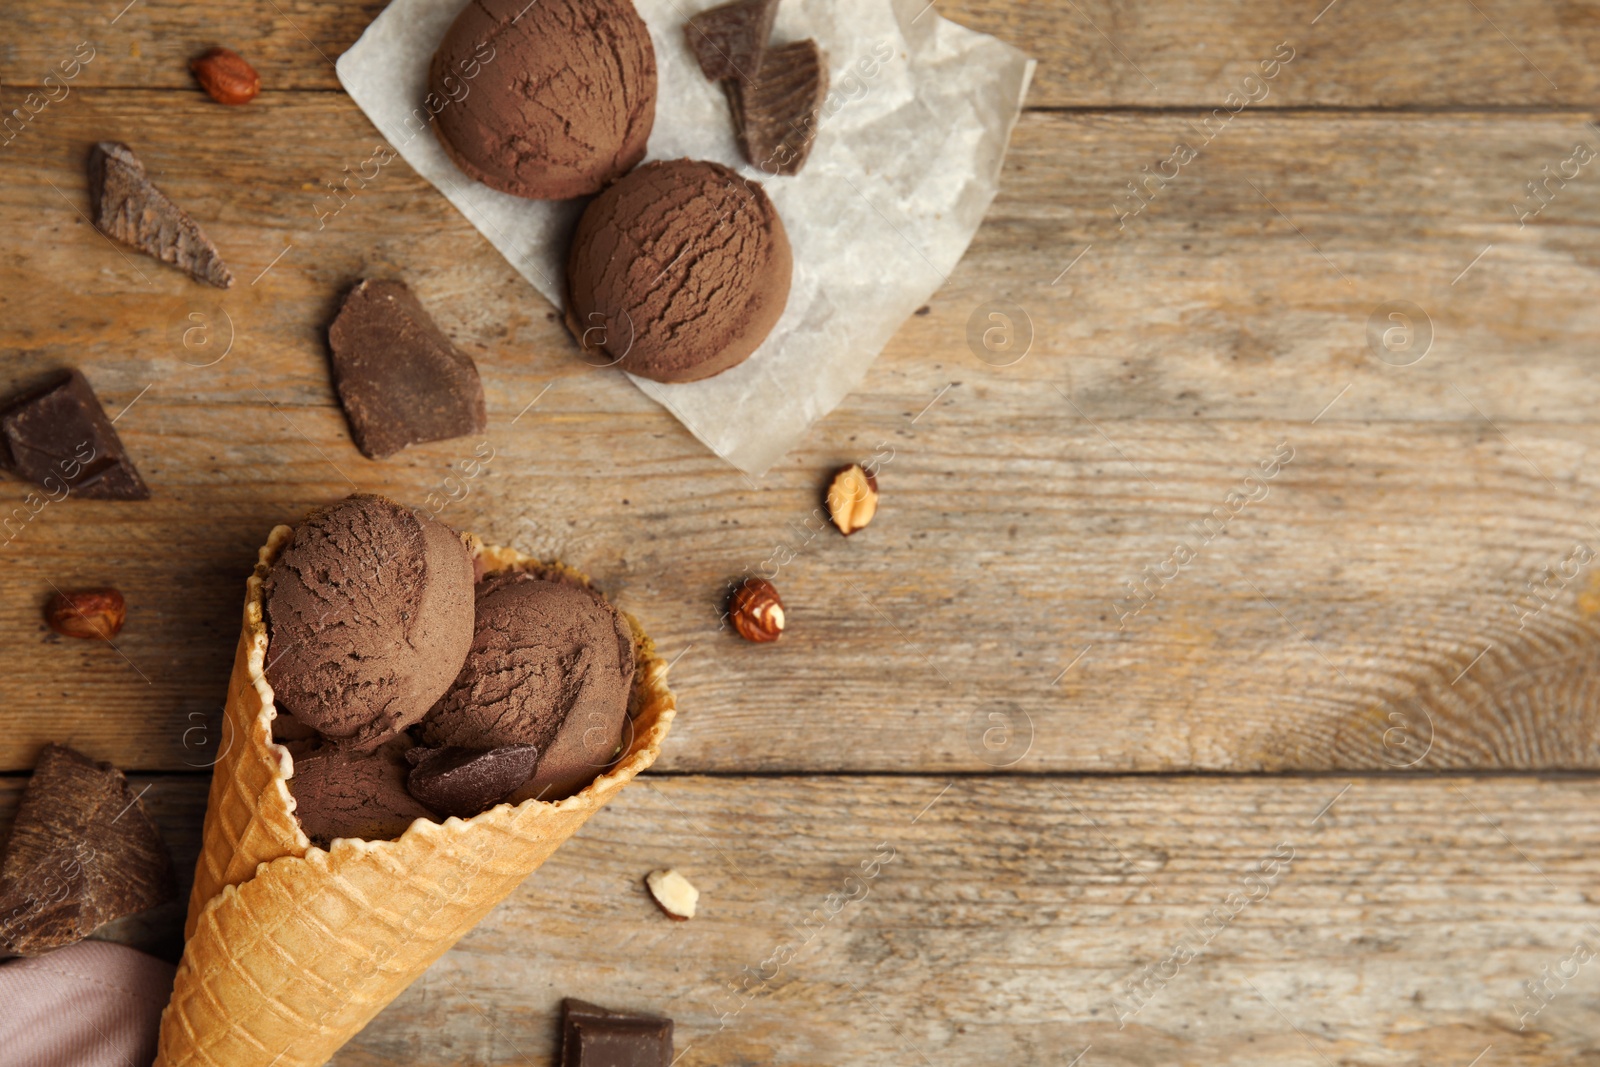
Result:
[338, 0, 1033, 474]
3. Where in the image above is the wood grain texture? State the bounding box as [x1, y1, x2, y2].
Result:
[12, 773, 1597, 1066]
[3, 1, 1596, 1063]
[2, 0, 1598, 108]
[2, 96, 1599, 773]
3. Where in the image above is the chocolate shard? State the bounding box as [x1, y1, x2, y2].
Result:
[0, 369, 150, 500]
[327, 279, 488, 461]
[561, 999, 673, 1067]
[0, 744, 177, 956]
[89, 141, 234, 289]
[729, 39, 829, 176]
[684, 0, 779, 84]
[405, 744, 540, 819]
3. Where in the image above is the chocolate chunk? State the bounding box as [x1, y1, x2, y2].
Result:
[327, 280, 488, 460]
[0, 369, 149, 500]
[729, 39, 829, 176]
[685, 0, 779, 84]
[0, 744, 177, 956]
[89, 141, 234, 289]
[561, 999, 673, 1067]
[406, 745, 540, 819]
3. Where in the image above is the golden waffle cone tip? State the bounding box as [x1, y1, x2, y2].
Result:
[155, 527, 676, 1067]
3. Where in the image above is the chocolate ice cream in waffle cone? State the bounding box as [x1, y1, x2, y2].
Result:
[154, 525, 675, 1067]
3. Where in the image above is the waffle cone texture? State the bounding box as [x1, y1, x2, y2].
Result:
[154, 527, 677, 1067]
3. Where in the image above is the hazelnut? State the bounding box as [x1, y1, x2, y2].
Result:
[645, 868, 699, 921]
[827, 463, 879, 536]
[190, 47, 261, 106]
[728, 577, 784, 643]
[45, 588, 126, 640]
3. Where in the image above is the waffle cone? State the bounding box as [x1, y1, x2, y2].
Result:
[154, 528, 677, 1067]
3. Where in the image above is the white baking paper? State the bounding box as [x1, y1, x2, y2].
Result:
[337, 0, 1033, 475]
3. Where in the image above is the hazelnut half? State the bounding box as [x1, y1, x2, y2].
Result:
[190, 47, 261, 105]
[728, 577, 784, 643]
[45, 588, 126, 640]
[827, 463, 879, 536]
[645, 868, 699, 921]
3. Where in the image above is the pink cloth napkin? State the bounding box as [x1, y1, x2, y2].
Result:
[0, 940, 175, 1067]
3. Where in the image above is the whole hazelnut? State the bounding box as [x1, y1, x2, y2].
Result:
[46, 588, 126, 640]
[190, 47, 261, 105]
[728, 578, 785, 643]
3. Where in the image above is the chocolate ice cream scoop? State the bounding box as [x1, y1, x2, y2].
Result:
[565, 159, 792, 383]
[430, 0, 656, 200]
[421, 571, 636, 801]
[263, 495, 475, 750]
[288, 742, 440, 847]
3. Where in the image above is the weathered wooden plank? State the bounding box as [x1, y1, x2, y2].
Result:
[7, 100, 1599, 423]
[10, 773, 1594, 1066]
[336, 773, 1600, 1065]
[2, 97, 1599, 773]
[2, 0, 1597, 109]
[956, 110, 1600, 426]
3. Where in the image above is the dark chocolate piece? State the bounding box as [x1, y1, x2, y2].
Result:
[0, 744, 177, 956]
[406, 744, 540, 818]
[0, 369, 150, 500]
[89, 141, 234, 289]
[561, 999, 673, 1067]
[327, 280, 488, 460]
[685, 0, 779, 84]
[729, 39, 828, 176]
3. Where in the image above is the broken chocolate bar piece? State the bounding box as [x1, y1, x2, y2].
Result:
[327, 279, 488, 460]
[0, 744, 177, 956]
[0, 369, 149, 500]
[729, 39, 829, 176]
[89, 141, 234, 289]
[561, 999, 673, 1067]
[405, 745, 540, 819]
[685, 0, 779, 84]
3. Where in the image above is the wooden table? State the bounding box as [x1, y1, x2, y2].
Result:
[4, 1, 1600, 1063]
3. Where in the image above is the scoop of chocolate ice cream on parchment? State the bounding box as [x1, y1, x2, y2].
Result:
[263, 494, 475, 750]
[565, 158, 792, 383]
[430, 0, 656, 200]
[421, 571, 637, 802]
